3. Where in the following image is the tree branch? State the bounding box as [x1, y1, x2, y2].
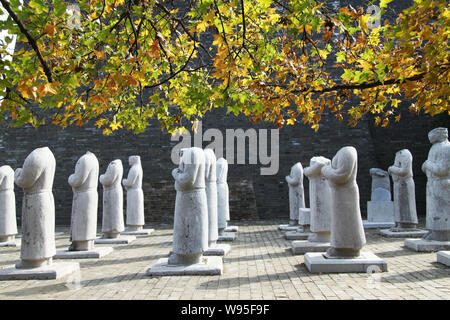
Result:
[0, 0, 53, 82]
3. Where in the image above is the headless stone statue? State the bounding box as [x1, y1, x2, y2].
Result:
[321, 146, 366, 258]
[169, 147, 208, 265]
[100, 159, 124, 239]
[123, 155, 145, 231]
[388, 149, 418, 230]
[285, 162, 306, 226]
[204, 149, 219, 247]
[422, 128, 450, 241]
[14, 147, 56, 268]
[0, 165, 17, 243]
[68, 151, 99, 251]
[216, 158, 229, 235]
[370, 168, 391, 201]
[304, 156, 332, 243]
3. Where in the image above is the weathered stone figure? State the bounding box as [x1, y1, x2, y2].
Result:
[0, 165, 17, 243]
[370, 168, 391, 201]
[285, 162, 306, 226]
[216, 158, 229, 235]
[99, 159, 124, 238]
[123, 155, 145, 231]
[304, 156, 332, 243]
[169, 147, 208, 265]
[14, 147, 56, 268]
[388, 149, 418, 229]
[68, 151, 99, 251]
[422, 127, 450, 241]
[321, 146, 366, 258]
[204, 148, 219, 247]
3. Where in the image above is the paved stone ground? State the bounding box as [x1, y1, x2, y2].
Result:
[0, 219, 449, 300]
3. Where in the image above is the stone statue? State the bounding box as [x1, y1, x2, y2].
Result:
[14, 147, 56, 268]
[123, 155, 145, 231]
[99, 159, 124, 238]
[0, 165, 17, 243]
[216, 157, 229, 235]
[68, 151, 99, 251]
[204, 148, 219, 247]
[321, 146, 366, 258]
[388, 149, 418, 230]
[422, 127, 450, 241]
[285, 162, 306, 226]
[169, 147, 208, 265]
[369, 168, 391, 201]
[304, 156, 332, 243]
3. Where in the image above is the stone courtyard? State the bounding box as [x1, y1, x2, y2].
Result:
[0, 219, 448, 300]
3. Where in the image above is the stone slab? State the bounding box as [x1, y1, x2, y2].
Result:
[203, 244, 231, 256]
[367, 201, 394, 223]
[363, 220, 396, 229]
[291, 240, 330, 255]
[94, 235, 136, 244]
[224, 226, 239, 232]
[53, 246, 114, 259]
[0, 262, 80, 280]
[0, 239, 20, 247]
[285, 231, 311, 240]
[379, 229, 428, 238]
[278, 224, 299, 231]
[404, 239, 450, 252]
[436, 251, 450, 266]
[121, 228, 154, 236]
[304, 252, 388, 273]
[218, 233, 236, 241]
[147, 256, 223, 276]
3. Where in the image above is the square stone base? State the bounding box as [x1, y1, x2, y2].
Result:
[218, 233, 236, 241]
[437, 251, 450, 266]
[379, 229, 428, 238]
[121, 228, 154, 236]
[304, 252, 388, 273]
[278, 224, 299, 231]
[224, 226, 238, 232]
[0, 262, 80, 280]
[291, 240, 330, 255]
[285, 231, 311, 240]
[0, 239, 20, 247]
[94, 235, 136, 244]
[147, 256, 223, 276]
[404, 239, 450, 252]
[363, 220, 395, 229]
[54, 246, 114, 259]
[203, 244, 231, 256]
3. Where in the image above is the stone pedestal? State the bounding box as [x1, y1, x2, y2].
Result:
[0, 262, 79, 280]
[121, 228, 154, 236]
[404, 239, 450, 252]
[0, 237, 20, 247]
[203, 244, 231, 256]
[147, 256, 223, 276]
[437, 251, 450, 266]
[53, 246, 113, 259]
[217, 233, 236, 241]
[379, 229, 428, 238]
[304, 252, 387, 273]
[363, 201, 395, 229]
[278, 224, 299, 231]
[285, 229, 311, 240]
[94, 235, 136, 244]
[224, 226, 238, 232]
[291, 240, 330, 255]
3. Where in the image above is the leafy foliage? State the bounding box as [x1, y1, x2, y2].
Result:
[0, 0, 448, 134]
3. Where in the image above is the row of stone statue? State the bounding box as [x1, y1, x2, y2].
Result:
[0, 149, 147, 267]
[282, 127, 449, 271]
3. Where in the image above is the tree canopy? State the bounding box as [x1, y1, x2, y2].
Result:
[0, 0, 448, 135]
